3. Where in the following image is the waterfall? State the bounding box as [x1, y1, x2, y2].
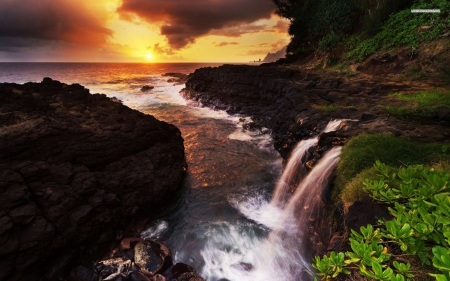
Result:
[270, 119, 343, 208]
[323, 119, 343, 132]
[262, 147, 343, 280]
[271, 138, 318, 207]
[200, 120, 345, 281]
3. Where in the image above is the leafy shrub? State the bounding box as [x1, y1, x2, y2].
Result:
[347, 0, 450, 61]
[319, 32, 341, 51]
[313, 162, 450, 281]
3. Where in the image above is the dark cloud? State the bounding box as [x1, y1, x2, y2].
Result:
[0, 0, 112, 52]
[119, 0, 275, 49]
[213, 41, 239, 47]
[211, 24, 269, 37]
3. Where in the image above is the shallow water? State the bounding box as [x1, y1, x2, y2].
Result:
[1, 63, 291, 281]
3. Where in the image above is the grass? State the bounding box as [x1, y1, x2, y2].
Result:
[312, 104, 340, 113]
[381, 90, 450, 117]
[324, 104, 339, 113]
[335, 133, 450, 205]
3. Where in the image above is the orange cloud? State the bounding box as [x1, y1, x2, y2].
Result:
[118, 0, 275, 49]
[0, 0, 112, 53]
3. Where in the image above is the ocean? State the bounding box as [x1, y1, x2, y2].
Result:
[2, 63, 322, 280]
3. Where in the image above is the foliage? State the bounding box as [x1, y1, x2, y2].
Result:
[277, 0, 356, 53]
[336, 134, 450, 193]
[350, 0, 414, 35]
[324, 104, 339, 113]
[341, 168, 376, 205]
[313, 162, 450, 281]
[319, 32, 341, 51]
[347, 0, 450, 61]
[382, 90, 450, 118]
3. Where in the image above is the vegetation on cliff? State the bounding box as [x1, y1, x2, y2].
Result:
[312, 133, 450, 280]
[314, 161, 450, 281]
[272, 0, 449, 62]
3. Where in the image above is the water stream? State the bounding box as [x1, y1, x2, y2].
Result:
[0, 63, 344, 281]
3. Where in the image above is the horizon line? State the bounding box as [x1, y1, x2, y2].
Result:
[0, 61, 264, 64]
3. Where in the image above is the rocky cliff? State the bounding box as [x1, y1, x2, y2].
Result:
[182, 64, 450, 256]
[183, 64, 449, 159]
[0, 78, 187, 281]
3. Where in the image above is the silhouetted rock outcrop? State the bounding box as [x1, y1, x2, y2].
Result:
[0, 78, 187, 281]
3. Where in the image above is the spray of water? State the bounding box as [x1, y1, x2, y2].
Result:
[271, 138, 318, 207]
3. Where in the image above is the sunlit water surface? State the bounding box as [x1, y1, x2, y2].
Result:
[1, 63, 311, 280]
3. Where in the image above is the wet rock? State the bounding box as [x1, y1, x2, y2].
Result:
[171, 263, 194, 279]
[361, 112, 376, 121]
[141, 85, 154, 92]
[171, 263, 205, 281]
[97, 257, 132, 277]
[327, 234, 346, 252]
[128, 271, 152, 281]
[134, 241, 172, 276]
[120, 237, 144, 251]
[345, 201, 392, 232]
[0, 79, 187, 280]
[67, 265, 98, 281]
[437, 108, 450, 121]
[152, 274, 166, 281]
[230, 262, 253, 271]
[104, 272, 127, 281]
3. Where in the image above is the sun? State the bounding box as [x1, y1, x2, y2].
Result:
[145, 53, 154, 60]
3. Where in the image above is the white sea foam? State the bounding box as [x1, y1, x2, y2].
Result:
[140, 220, 169, 240]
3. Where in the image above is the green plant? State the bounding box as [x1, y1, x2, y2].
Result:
[336, 134, 450, 193]
[313, 163, 450, 281]
[346, 0, 450, 62]
[319, 31, 341, 51]
[324, 104, 339, 113]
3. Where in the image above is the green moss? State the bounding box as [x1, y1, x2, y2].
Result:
[335, 133, 450, 204]
[382, 90, 450, 117]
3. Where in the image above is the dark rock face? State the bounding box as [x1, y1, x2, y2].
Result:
[182, 64, 450, 259]
[0, 78, 187, 281]
[183, 64, 450, 158]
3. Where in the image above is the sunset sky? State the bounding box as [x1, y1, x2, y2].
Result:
[0, 0, 290, 62]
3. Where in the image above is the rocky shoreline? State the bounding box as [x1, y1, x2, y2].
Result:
[0, 78, 187, 280]
[182, 63, 450, 255]
[183, 64, 449, 158]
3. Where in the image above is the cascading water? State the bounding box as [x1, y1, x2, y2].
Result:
[270, 119, 343, 208]
[200, 121, 344, 281]
[271, 138, 318, 207]
[323, 119, 343, 133]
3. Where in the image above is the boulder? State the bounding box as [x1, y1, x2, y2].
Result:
[120, 237, 144, 251]
[134, 241, 172, 276]
[128, 272, 152, 281]
[141, 85, 154, 92]
[171, 263, 205, 281]
[0, 78, 187, 280]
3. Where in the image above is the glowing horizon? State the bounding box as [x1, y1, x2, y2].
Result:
[0, 0, 290, 63]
